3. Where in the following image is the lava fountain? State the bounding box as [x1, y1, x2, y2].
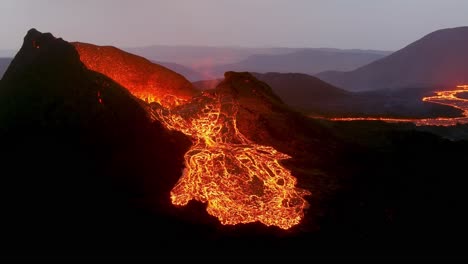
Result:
[74, 44, 310, 230]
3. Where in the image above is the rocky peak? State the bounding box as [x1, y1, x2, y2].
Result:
[3, 28, 83, 82]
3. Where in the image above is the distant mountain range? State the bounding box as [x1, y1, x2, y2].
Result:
[124, 45, 295, 67]
[124, 45, 391, 81]
[317, 27, 468, 91]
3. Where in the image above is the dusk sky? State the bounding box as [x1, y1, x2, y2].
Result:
[2, 0, 468, 51]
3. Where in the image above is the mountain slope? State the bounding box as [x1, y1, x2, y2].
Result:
[0, 29, 193, 255]
[73, 42, 199, 107]
[124, 46, 390, 81]
[317, 27, 468, 91]
[196, 72, 339, 228]
[213, 72, 336, 158]
[251, 72, 350, 111]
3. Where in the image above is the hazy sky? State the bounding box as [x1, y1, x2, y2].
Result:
[2, 0, 468, 51]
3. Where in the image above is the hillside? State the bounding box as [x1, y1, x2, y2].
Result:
[317, 27, 468, 91]
[72, 42, 199, 107]
[0, 29, 193, 255]
[252, 72, 350, 110]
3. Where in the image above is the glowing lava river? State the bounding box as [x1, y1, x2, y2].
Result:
[151, 92, 310, 230]
[74, 44, 309, 230]
[329, 85, 468, 126]
[74, 42, 467, 230]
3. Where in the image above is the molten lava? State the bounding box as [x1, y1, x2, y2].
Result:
[152, 91, 310, 229]
[329, 85, 468, 126]
[75, 45, 310, 230]
[73, 42, 197, 109]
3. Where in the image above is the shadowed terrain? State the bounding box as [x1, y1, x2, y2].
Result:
[2, 29, 468, 259]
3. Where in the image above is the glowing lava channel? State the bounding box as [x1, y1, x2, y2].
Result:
[75, 46, 310, 230]
[329, 85, 468, 126]
[151, 92, 310, 230]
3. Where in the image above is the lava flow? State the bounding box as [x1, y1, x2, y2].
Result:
[73, 42, 197, 108]
[152, 91, 310, 229]
[329, 85, 468, 126]
[74, 44, 310, 230]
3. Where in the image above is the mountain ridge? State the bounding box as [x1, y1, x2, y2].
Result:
[204, 49, 388, 78]
[72, 42, 199, 107]
[0, 29, 196, 255]
[3, 28, 468, 258]
[317, 26, 468, 91]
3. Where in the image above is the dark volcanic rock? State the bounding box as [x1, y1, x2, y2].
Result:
[251, 72, 350, 112]
[215, 72, 337, 160]
[0, 29, 195, 256]
[3, 30, 468, 260]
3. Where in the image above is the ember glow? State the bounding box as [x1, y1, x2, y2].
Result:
[74, 45, 310, 230]
[330, 85, 468, 126]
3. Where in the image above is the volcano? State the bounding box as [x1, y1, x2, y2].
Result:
[0, 28, 327, 234]
[68, 34, 342, 229]
[5, 29, 468, 259]
[72, 41, 321, 229]
[0, 29, 195, 255]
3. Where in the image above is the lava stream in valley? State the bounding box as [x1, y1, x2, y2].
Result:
[151, 91, 310, 229]
[74, 45, 310, 230]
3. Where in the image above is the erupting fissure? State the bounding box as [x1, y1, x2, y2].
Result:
[75, 46, 310, 230]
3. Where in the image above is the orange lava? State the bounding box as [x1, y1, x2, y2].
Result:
[75, 45, 309, 230]
[329, 85, 468, 126]
[73, 42, 196, 109]
[153, 92, 309, 229]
